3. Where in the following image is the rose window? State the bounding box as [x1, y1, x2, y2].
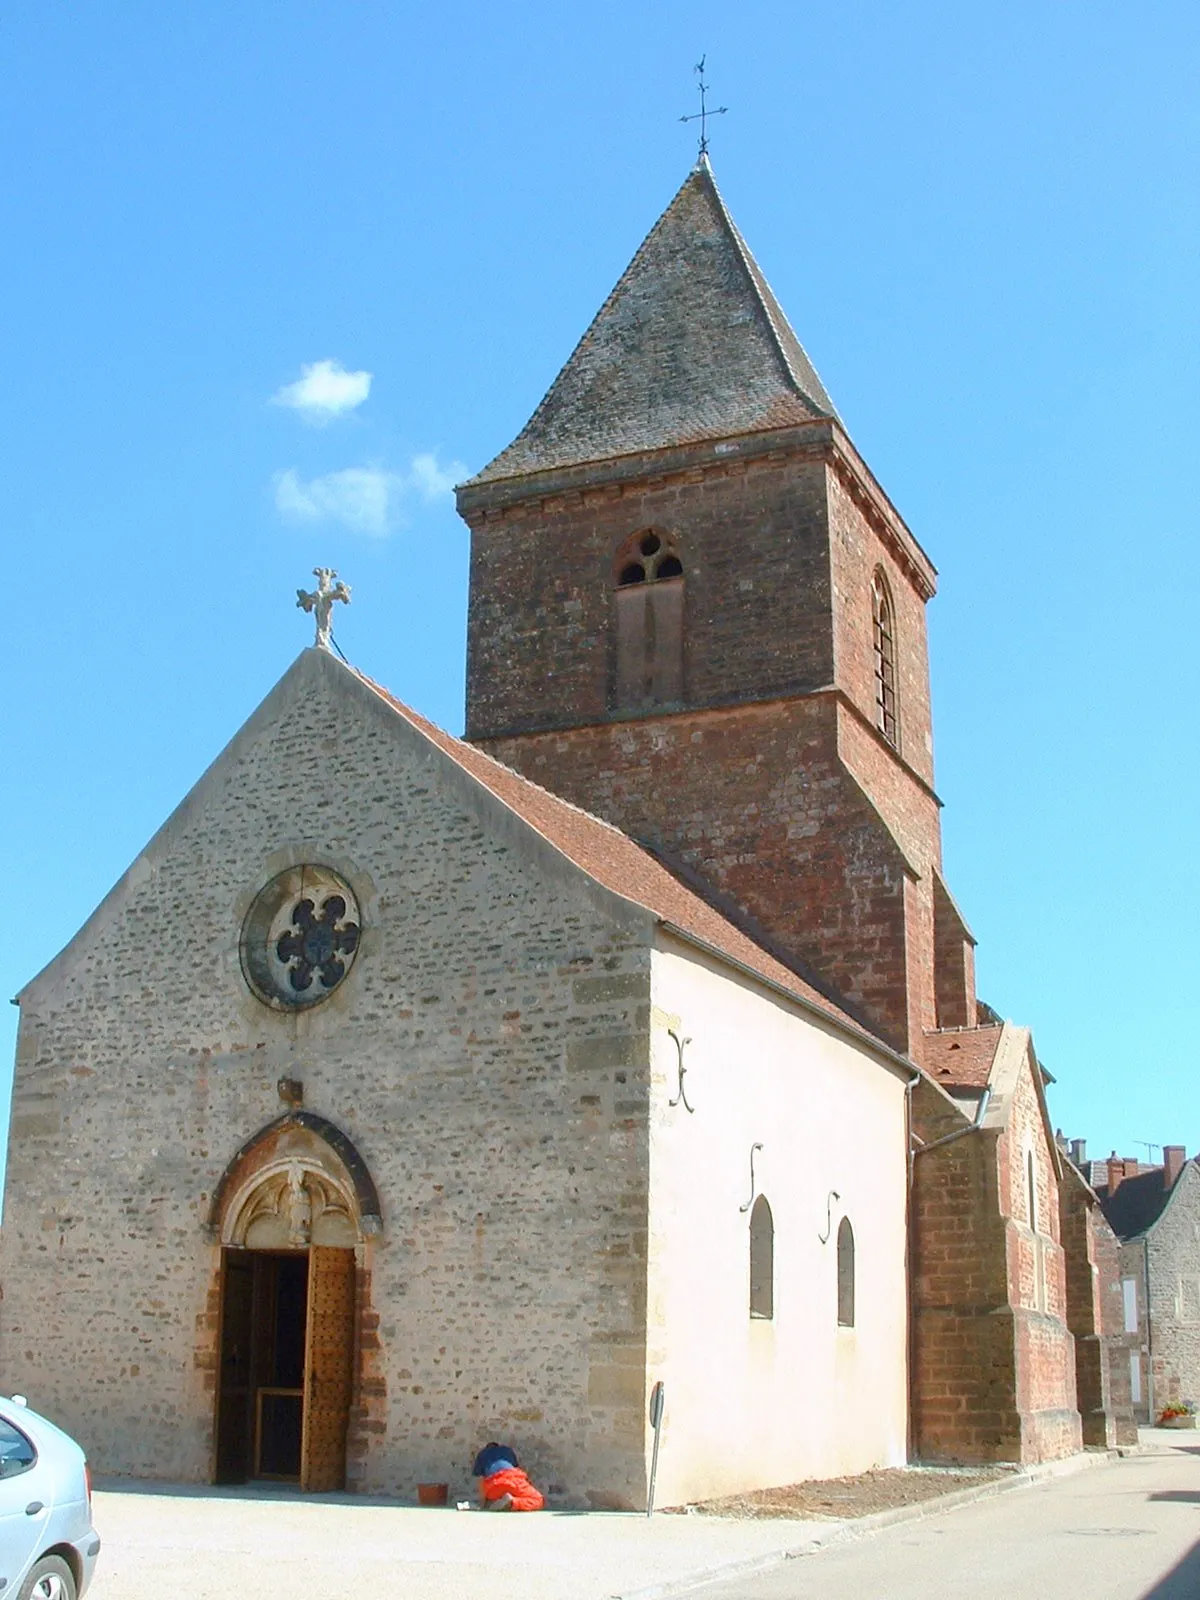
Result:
[241, 866, 362, 1010]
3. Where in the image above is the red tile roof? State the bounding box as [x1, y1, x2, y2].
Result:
[921, 1026, 1004, 1089]
[354, 667, 878, 1046]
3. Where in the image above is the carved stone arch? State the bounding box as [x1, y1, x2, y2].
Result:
[207, 1110, 382, 1247]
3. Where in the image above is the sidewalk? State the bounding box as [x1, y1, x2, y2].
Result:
[90, 1484, 835, 1600]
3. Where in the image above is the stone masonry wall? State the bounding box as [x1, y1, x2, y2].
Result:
[2, 650, 658, 1508]
[1146, 1163, 1200, 1413]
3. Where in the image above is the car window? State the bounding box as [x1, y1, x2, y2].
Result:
[0, 1419, 36, 1479]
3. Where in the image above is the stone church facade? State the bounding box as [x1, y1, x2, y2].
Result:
[3, 159, 1126, 1502]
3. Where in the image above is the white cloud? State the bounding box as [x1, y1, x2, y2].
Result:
[272, 359, 372, 422]
[273, 452, 467, 537]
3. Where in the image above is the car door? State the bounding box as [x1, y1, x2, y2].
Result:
[0, 1414, 53, 1595]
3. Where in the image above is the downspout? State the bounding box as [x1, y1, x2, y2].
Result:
[912, 1086, 993, 1159]
[903, 1073, 918, 1462]
[908, 1083, 992, 1463]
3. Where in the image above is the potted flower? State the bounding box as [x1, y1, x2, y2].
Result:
[1158, 1401, 1197, 1429]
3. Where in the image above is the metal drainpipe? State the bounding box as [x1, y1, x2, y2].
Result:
[912, 1086, 993, 1159]
[903, 1073, 918, 1462]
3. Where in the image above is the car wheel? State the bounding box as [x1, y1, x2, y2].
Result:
[17, 1556, 76, 1600]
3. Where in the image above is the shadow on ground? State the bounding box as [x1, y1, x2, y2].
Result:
[1140, 1538, 1200, 1598]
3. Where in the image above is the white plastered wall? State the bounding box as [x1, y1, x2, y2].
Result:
[645, 933, 910, 1505]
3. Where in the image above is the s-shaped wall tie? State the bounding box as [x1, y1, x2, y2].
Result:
[666, 1029, 695, 1113]
[818, 1189, 841, 1243]
[739, 1143, 764, 1212]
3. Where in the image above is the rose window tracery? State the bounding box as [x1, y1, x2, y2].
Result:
[241, 865, 363, 1010]
[276, 894, 360, 994]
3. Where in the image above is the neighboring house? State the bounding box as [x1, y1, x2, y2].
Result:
[1096, 1149, 1200, 1422]
[2, 157, 1128, 1498]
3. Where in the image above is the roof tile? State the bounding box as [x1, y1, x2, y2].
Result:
[921, 1025, 1005, 1089]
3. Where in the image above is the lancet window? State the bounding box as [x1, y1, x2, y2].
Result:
[749, 1195, 775, 1320]
[871, 571, 898, 747]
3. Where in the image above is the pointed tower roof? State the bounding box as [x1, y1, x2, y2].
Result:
[470, 160, 839, 485]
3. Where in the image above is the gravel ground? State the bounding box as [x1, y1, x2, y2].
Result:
[676, 1464, 1014, 1520]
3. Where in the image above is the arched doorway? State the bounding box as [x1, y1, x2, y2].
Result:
[209, 1114, 380, 1491]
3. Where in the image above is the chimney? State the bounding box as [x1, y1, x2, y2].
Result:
[1164, 1145, 1187, 1187]
[1107, 1153, 1123, 1193]
[1124, 1159, 1141, 1180]
[1071, 1138, 1087, 1166]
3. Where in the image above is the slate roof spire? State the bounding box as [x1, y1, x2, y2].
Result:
[470, 161, 840, 485]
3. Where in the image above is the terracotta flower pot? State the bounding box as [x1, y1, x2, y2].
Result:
[418, 1482, 449, 1505]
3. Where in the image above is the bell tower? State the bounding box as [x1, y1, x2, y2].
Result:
[458, 160, 975, 1058]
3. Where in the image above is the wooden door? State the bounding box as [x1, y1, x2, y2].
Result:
[299, 1245, 356, 1491]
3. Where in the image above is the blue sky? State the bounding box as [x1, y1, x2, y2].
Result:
[3, 0, 1197, 1180]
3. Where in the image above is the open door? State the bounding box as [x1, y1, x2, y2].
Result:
[299, 1245, 357, 1491]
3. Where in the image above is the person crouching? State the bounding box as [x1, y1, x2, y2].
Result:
[471, 1442, 545, 1511]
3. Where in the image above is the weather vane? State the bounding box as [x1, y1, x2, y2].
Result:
[680, 56, 727, 160]
[297, 567, 350, 650]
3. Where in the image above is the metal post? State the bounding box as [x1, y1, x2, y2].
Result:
[646, 1381, 665, 1517]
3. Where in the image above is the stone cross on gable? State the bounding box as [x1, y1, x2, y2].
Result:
[297, 568, 351, 650]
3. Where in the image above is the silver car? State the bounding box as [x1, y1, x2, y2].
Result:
[0, 1397, 99, 1600]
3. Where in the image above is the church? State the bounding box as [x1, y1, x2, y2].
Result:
[0, 159, 1131, 1509]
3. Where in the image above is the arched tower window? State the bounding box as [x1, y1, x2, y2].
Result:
[836, 1216, 856, 1327]
[749, 1195, 774, 1320]
[613, 529, 684, 710]
[871, 571, 898, 747]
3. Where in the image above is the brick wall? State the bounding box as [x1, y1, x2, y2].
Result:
[910, 1048, 1083, 1465]
[464, 446, 835, 742]
[483, 696, 922, 1052]
[464, 435, 970, 1060]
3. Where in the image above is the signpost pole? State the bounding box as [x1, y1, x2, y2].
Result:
[646, 1380, 665, 1518]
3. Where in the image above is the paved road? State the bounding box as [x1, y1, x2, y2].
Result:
[690, 1435, 1200, 1600]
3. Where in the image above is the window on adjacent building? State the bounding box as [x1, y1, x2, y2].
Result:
[1129, 1349, 1142, 1406]
[614, 529, 684, 710]
[749, 1195, 774, 1320]
[1122, 1277, 1139, 1334]
[837, 1217, 856, 1327]
[871, 571, 898, 747]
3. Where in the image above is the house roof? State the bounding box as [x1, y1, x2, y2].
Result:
[1095, 1167, 1182, 1240]
[351, 664, 894, 1053]
[921, 1025, 1005, 1089]
[469, 158, 839, 486]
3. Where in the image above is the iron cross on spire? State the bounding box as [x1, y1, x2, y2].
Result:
[679, 56, 727, 160]
[297, 567, 350, 650]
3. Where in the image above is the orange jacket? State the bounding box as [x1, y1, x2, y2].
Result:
[481, 1465, 545, 1511]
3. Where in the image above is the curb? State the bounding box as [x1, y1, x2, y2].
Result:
[613, 1449, 1119, 1600]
